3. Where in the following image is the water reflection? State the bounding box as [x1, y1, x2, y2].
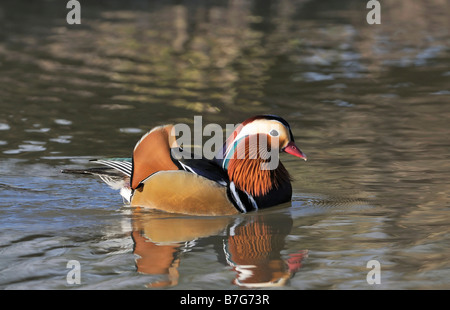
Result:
[132, 209, 232, 287]
[224, 213, 307, 288]
[131, 208, 307, 288]
[1, 0, 448, 159]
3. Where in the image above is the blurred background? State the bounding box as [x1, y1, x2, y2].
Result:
[0, 0, 449, 289]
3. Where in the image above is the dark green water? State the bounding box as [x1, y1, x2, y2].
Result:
[0, 0, 449, 289]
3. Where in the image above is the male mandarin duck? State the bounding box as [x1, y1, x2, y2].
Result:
[62, 115, 307, 216]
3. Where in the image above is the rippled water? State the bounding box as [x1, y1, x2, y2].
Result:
[1, 0, 449, 290]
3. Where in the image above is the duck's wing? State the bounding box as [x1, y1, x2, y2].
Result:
[176, 156, 229, 186]
[131, 125, 180, 189]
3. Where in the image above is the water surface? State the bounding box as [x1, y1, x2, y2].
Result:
[0, 0, 449, 289]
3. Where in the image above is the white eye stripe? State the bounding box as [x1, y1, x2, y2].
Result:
[234, 120, 285, 141]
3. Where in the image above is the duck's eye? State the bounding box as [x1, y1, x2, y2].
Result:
[269, 129, 279, 137]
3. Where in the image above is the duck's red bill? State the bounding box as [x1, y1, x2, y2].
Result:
[283, 141, 307, 161]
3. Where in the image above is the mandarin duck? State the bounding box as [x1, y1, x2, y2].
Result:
[62, 115, 307, 216]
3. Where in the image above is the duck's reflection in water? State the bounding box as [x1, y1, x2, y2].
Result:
[224, 214, 307, 287]
[131, 207, 307, 288]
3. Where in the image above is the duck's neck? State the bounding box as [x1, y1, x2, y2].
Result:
[223, 136, 291, 197]
[227, 158, 291, 197]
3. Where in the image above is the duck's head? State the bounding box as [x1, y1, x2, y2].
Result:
[240, 115, 306, 160]
[222, 115, 306, 170]
[220, 115, 306, 198]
